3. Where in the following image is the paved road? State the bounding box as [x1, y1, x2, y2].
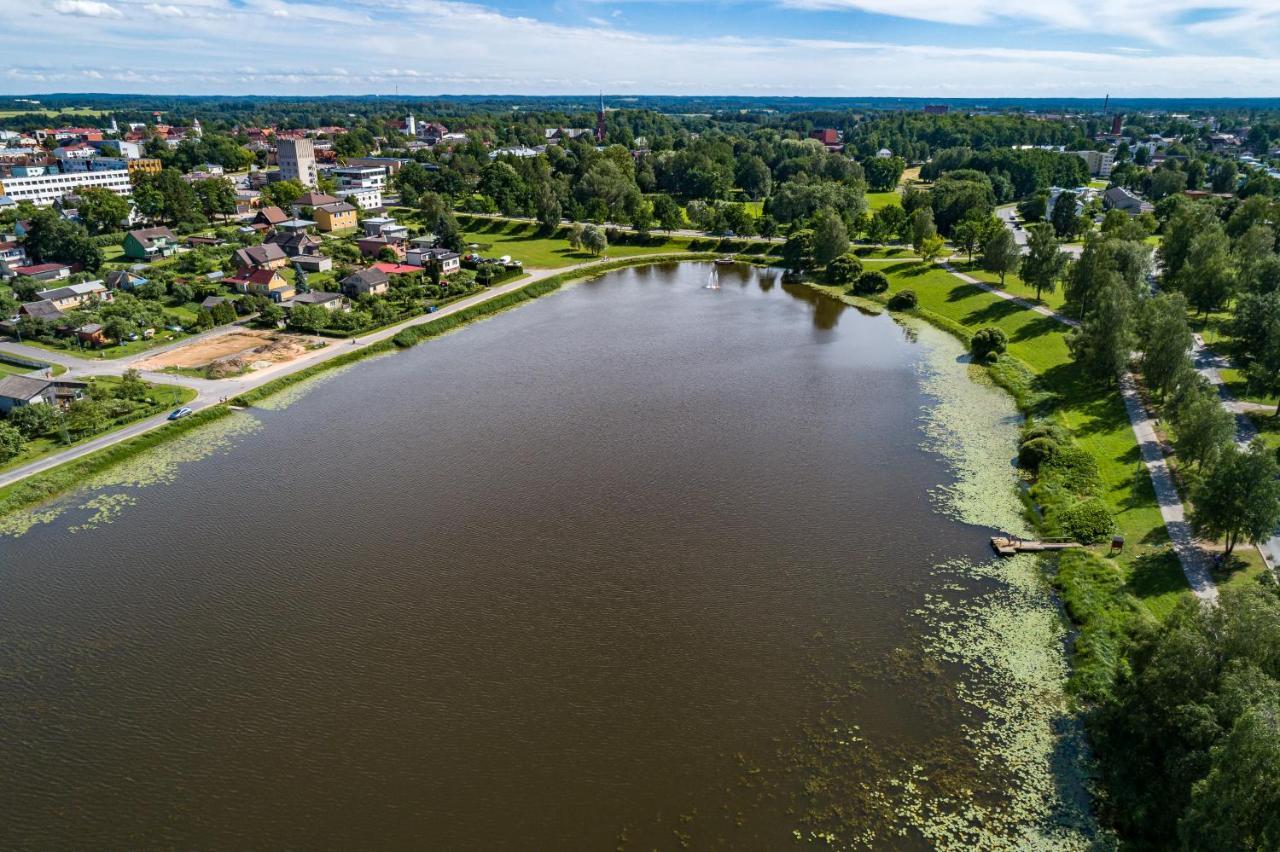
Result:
[0, 255, 645, 490]
[996, 206, 1084, 258]
[943, 261, 1219, 601]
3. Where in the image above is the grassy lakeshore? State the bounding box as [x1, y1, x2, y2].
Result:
[808, 259, 1201, 620]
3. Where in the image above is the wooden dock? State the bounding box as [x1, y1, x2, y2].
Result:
[990, 536, 1082, 556]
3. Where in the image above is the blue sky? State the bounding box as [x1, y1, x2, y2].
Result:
[5, 0, 1280, 95]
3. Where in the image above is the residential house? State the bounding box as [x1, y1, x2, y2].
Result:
[17, 300, 64, 322]
[333, 185, 382, 210]
[292, 191, 339, 215]
[105, 269, 147, 290]
[357, 235, 405, 259]
[408, 246, 461, 275]
[75, 323, 108, 346]
[340, 268, 390, 298]
[362, 217, 409, 240]
[185, 235, 224, 247]
[36, 280, 112, 311]
[334, 166, 387, 192]
[313, 201, 357, 232]
[122, 226, 179, 261]
[0, 375, 88, 414]
[287, 291, 346, 311]
[276, 218, 316, 233]
[233, 242, 289, 271]
[545, 128, 592, 144]
[1103, 186, 1154, 217]
[227, 268, 295, 302]
[0, 240, 30, 278]
[266, 230, 324, 259]
[200, 295, 232, 311]
[12, 262, 71, 281]
[253, 206, 290, 228]
[808, 128, 843, 152]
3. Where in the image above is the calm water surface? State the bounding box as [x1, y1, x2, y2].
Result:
[1, 263, 1076, 848]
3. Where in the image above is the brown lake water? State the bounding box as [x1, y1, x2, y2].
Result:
[0, 262, 1095, 849]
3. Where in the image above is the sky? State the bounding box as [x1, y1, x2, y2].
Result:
[5, 0, 1280, 96]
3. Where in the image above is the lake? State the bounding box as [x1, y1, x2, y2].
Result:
[0, 262, 1094, 849]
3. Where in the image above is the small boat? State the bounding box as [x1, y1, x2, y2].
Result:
[714, 256, 735, 266]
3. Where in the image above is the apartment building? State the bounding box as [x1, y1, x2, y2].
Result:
[0, 168, 133, 207]
[277, 138, 317, 188]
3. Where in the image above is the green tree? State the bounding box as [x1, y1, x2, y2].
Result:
[782, 228, 816, 273]
[1171, 379, 1236, 470]
[1020, 223, 1068, 302]
[980, 226, 1021, 285]
[1136, 293, 1192, 399]
[1176, 225, 1235, 315]
[116, 367, 148, 401]
[289, 303, 330, 333]
[1181, 699, 1280, 850]
[970, 327, 1007, 362]
[825, 253, 863, 285]
[1067, 274, 1134, 384]
[652, 194, 683, 233]
[863, 155, 905, 192]
[192, 177, 237, 220]
[1192, 439, 1280, 556]
[1050, 191, 1080, 238]
[582, 224, 608, 256]
[64, 398, 108, 440]
[260, 178, 306, 210]
[0, 422, 24, 463]
[852, 270, 889, 295]
[867, 204, 908, 245]
[76, 187, 131, 235]
[7, 403, 56, 438]
[22, 208, 103, 271]
[918, 234, 946, 264]
[910, 206, 936, 253]
[811, 208, 849, 266]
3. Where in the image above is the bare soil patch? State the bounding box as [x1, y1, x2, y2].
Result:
[135, 330, 326, 376]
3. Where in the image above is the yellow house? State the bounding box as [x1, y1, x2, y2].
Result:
[314, 201, 357, 232]
[229, 268, 296, 303]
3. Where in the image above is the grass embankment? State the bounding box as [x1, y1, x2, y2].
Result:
[813, 261, 1190, 618]
[0, 405, 232, 518]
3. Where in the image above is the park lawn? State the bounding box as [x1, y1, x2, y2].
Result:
[852, 245, 917, 260]
[1220, 366, 1277, 408]
[741, 200, 764, 216]
[0, 376, 196, 474]
[952, 259, 1069, 313]
[1089, 179, 1109, 190]
[869, 261, 1188, 615]
[1189, 309, 1234, 349]
[866, 191, 902, 212]
[461, 220, 692, 268]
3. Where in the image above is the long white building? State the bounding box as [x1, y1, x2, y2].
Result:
[0, 169, 133, 207]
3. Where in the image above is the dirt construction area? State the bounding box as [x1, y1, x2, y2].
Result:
[135, 330, 327, 377]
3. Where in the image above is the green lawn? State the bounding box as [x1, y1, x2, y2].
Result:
[461, 219, 694, 269]
[16, 317, 193, 360]
[952, 259, 1069, 313]
[0, 376, 197, 474]
[823, 259, 1189, 616]
[866, 191, 902, 212]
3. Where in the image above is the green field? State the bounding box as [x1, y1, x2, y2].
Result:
[866, 191, 902, 212]
[0, 107, 105, 119]
[460, 219, 696, 268]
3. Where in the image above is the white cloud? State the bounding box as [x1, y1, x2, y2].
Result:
[6, 0, 1280, 96]
[51, 0, 124, 17]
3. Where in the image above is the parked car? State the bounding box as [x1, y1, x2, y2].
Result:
[167, 407, 193, 421]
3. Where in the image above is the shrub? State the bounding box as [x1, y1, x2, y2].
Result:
[887, 289, 918, 310]
[971, 327, 1008, 362]
[1022, 420, 1066, 444]
[0, 422, 24, 463]
[1052, 498, 1117, 544]
[1018, 436, 1060, 470]
[825, 253, 863, 285]
[1041, 444, 1103, 496]
[852, 270, 889, 295]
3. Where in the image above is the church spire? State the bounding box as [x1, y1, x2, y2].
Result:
[595, 92, 606, 144]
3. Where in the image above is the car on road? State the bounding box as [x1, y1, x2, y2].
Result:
[167, 407, 193, 421]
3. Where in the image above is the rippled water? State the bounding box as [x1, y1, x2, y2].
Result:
[0, 263, 1092, 849]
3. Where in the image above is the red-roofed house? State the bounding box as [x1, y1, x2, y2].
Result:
[227, 268, 296, 302]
